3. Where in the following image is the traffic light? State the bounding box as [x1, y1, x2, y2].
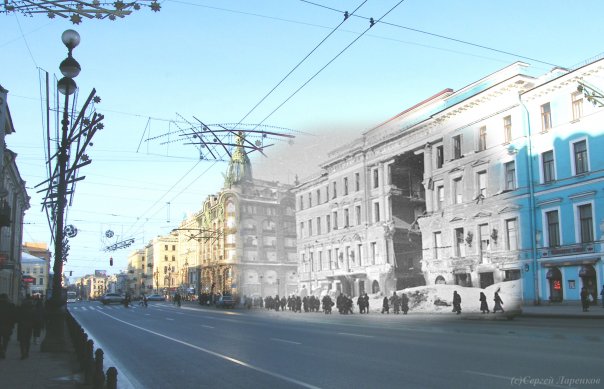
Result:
[110, 257, 113, 266]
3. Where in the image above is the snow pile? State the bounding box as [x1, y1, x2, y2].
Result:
[366, 280, 521, 314]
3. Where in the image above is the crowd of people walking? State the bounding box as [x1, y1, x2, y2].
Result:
[0, 294, 45, 360]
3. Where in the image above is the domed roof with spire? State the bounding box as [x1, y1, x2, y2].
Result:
[224, 131, 252, 188]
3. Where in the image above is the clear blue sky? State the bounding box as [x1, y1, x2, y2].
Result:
[2, 0, 604, 278]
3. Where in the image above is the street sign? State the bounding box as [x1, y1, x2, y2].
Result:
[22, 276, 35, 283]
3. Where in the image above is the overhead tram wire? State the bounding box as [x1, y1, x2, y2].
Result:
[249, 0, 407, 133]
[122, 159, 220, 243]
[227, 0, 369, 132]
[299, 0, 561, 68]
[112, 1, 369, 245]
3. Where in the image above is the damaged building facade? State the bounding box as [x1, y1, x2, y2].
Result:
[295, 109, 429, 298]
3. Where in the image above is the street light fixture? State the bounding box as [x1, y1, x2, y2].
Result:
[39, 29, 104, 352]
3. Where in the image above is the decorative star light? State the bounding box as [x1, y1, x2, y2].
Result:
[1, 1, 161, 24]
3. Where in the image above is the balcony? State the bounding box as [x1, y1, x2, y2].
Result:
[540, 242, 596, 258]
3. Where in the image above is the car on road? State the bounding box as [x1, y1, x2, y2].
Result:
[100, 293, 124, 305]
[215, 294, 236, 308]
[146, 294, 166, 301]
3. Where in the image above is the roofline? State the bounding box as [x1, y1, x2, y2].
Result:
[364, 88, 454, 134]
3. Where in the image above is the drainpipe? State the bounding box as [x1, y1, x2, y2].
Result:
[518, 92, 540, 305]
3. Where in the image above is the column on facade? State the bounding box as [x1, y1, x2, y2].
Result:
[421, 144, 433, 212]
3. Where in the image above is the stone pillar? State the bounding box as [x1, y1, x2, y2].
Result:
[422, 143, 433, 212]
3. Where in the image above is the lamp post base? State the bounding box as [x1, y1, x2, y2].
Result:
[40, 303, 68, 352]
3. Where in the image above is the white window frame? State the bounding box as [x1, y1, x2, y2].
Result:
[503, 158, 517, 191]
[452, 176, 463, 204]
[542, 207, 562, 247]
[571, 91, 583, 121]
[435, 184, 444, 210]
[477, 170, 487, 198]
[373, 200, 381, 223]
[539, 149, 557, 184]
[573, 200, 595, 244]
[570, 137, 589, 176]
[505, 218, 519, 251]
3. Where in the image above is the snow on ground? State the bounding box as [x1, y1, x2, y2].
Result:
[366, 280, 522, 314]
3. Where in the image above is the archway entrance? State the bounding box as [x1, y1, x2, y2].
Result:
[579, 265, 598, 305]
[372, 280, 380, 294]
[435, 275, 446, 285]
[546, 267, 563, 302]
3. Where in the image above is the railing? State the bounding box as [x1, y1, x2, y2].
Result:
[65, 310, 118, 388]
[540, 242, 596, 258]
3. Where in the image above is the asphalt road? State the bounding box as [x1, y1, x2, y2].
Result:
[68, 301, 604, 389]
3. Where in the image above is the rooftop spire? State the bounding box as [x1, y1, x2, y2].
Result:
[224, 131, 252, 187]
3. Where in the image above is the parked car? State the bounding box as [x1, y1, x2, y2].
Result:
[100, 293, 124, 305]
[215, 294, 236, 308]
[146, 294, 166, 301]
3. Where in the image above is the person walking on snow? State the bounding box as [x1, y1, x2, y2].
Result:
[381, 296, 390, 314]
[493, 290, 504, 313]
[479, 292, 489, 314]
[452, 291, 461, 315]
[401, 293, 409, 315]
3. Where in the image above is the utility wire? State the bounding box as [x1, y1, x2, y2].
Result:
[300, 0, 560, 68]
[251, 0, 407, 133]
[229, 0, 369, 132]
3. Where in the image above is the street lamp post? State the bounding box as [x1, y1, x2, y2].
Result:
[41, 30, 81, 352]
[40, 29, 103, 352]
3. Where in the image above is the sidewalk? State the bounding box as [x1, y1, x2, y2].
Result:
[0, 334, 86, 389]
[521, 302, 604, 319]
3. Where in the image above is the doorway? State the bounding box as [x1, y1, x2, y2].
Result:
[479, 272, 494, 289]
[372, 280, 380, 294]
[546, 267, 563, 302]
[579, 265, 598, 305]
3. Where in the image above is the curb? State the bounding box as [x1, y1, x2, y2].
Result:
[520, 312, 604, 319]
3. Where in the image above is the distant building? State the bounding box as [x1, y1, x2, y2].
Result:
[20, 252, 48, 298]
[76, 273, 108, 300]
[197, 133, 298, 298]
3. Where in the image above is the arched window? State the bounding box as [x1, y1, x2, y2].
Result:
[435, 275, 446, 285]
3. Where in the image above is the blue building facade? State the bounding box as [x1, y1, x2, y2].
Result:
[519, 59, 604, 304]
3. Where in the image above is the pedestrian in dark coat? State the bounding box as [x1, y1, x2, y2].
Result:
[381, 296, 390, 314]
[600, 286, 604, 308]
[17, 295, 35, 359]
[452, 291, 461, 315]
[479, 292, 489, 314]
[580, 287, 590, 312]
[357, 295, 364, 314]
[363, 293, 370, 314]
[32, 298, 45, 344]
[493, 291, 504, 313]
[295, 296, 302, 313]
[391, 292, 400, 314]
[0, 293, 16, 359]
[401, 293, 409, 314]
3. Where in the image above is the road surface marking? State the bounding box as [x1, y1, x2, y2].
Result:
[337, 332, 374, 338]
[145, 314, 151, 316]
[463, 371, 572, 389]
[166, 318, 174, 321]
[97, 310, 322, 389]
[200, 325, 214, 329]
[270, 338, 301, 345]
